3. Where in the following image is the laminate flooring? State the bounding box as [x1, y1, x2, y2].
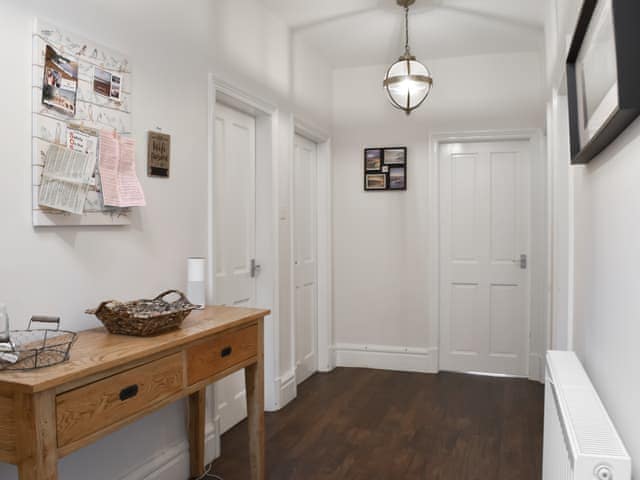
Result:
[209, 368, 544, 480]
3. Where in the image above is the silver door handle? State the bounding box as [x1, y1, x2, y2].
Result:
[250, 259, 262, 278]
[519, 254, 527, 270]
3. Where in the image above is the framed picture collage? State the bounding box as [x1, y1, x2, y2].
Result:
[364, 147, 407, 191]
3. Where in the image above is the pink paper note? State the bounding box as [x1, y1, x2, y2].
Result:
[99, 130, 146, 207]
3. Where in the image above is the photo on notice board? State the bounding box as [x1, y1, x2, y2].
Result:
[365, 148, 383, 171]
[93, 67, 122, 101]
[42, 45, 78, 116]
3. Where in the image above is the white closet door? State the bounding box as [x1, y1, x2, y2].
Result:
[439, 140, 531, 376]
[293, 134, 318, 384]
[213, 102, 256, 433]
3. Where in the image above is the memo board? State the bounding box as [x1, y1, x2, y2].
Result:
[32, 18, 132, 226]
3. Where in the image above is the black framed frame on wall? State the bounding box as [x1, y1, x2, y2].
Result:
[364, 147, 407, 191]
[567, 0, 640, 165]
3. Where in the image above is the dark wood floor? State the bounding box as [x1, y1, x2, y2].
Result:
[210, 368, 544, 480]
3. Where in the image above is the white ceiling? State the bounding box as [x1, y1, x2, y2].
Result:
[258, 0, 545, 67]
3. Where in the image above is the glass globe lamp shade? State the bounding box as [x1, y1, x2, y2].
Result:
[383, 57, 433, 114]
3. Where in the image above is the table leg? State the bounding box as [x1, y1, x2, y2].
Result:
[245, 321, 265, 480]
[188, 388, 207, 478]
[15, 390, 58, 480]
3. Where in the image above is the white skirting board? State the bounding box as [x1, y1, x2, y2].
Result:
[270, 369, 297, 412]
[118, 420, 218, 480]
[332, 344, 439, 374]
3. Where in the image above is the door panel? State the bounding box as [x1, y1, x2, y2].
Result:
[489, 284, 519, 356]
[294, 134, 318, 385]
[451, 154, 478, 261]
[213, 102, 256, 433]
[450, 283, 479, 355]
[440, 140, 530, 376]
[490, 152, 518, 262]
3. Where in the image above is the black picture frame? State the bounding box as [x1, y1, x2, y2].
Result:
[364, 147, 407, 191]
[567, 0, 640, 164]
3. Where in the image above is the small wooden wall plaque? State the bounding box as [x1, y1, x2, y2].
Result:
[147, 131, 171, 177]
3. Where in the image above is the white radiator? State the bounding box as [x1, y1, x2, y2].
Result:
[543, 351, 631, 480]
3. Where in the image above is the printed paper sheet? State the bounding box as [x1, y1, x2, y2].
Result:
[99, 130, 146, 208]
[38, 145, 95, 214]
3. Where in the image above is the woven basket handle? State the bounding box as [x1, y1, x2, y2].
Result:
[86, 300, 115, 316]
[154, 289, 189, 305]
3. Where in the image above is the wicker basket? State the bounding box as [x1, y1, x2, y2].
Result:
[86, 290, 199, 337]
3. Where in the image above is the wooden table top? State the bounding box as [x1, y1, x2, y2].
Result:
[0, 306, 269, 393]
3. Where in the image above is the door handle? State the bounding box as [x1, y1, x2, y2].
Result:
[519, 254, 527, 270]
[250, 259, 262, 278]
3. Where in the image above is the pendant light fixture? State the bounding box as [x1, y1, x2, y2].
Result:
[383, 0, 433, 114]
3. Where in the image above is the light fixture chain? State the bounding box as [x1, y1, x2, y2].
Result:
[405, 6, 410, 55]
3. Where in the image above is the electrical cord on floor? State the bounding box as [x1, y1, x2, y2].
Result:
[193, 463, 225, 480]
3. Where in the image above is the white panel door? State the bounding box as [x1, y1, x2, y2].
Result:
[293, 134, 318, 384]
[439, 140, 530, 376]
[213, 102, 256, 433]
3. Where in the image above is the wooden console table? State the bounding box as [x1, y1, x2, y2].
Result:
[0, 306, 269, 480]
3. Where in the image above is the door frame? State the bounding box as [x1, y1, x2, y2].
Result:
[291, 119, 333, 380]
[428, 129, 548, 382]
[208, 75, 280, 420]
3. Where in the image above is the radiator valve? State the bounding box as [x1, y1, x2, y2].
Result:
[595, 465, 613, 480]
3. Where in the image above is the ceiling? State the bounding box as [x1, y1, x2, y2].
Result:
[258, 0, 545, 67]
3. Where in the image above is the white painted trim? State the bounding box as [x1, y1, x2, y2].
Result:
[275, 369, 297, 410]
[293, 118, 334, 374]
[255, 111, 281, 413]
[528, 353, 545, 383]
[295, 118, 330, 145]
[333, 344, 439, 374]
[429, 129, 548, 377]
[547, 92, 575, 351]
[317, 137, 334, 372]
[208, 74, 280, 415]
[119, 421, 218, 480]
[286, 116, 297, 395]
[545, 100, 555, 354]
[210, 76, 276, 116]
[567, 150, 575, 351]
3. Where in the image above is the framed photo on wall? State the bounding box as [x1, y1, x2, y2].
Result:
[567, 0, 640, 164]
[365, 148, 383, 171]
[364, 147, 407, 191]
[365, 173, 387, 190]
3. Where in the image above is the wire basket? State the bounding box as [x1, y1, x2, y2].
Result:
[0, 317, 77, 371]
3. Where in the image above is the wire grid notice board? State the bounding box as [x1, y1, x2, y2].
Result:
[32, 18, 132, 226]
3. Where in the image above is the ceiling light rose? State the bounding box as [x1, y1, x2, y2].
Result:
[383, 0, 433, 115]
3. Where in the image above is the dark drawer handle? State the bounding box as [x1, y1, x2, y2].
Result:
[221, 346, 233, 358]
[119, 384, 139, 401]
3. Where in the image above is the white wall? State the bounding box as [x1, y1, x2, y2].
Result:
[572, 120, 640, 480]
[0, 0, 332, 478]
[331, 52, 547, 374]
[544, 0, 640, 476]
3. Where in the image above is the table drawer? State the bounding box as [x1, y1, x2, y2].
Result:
[56, 353, 184, 448]
[187, 324, 258, 385]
